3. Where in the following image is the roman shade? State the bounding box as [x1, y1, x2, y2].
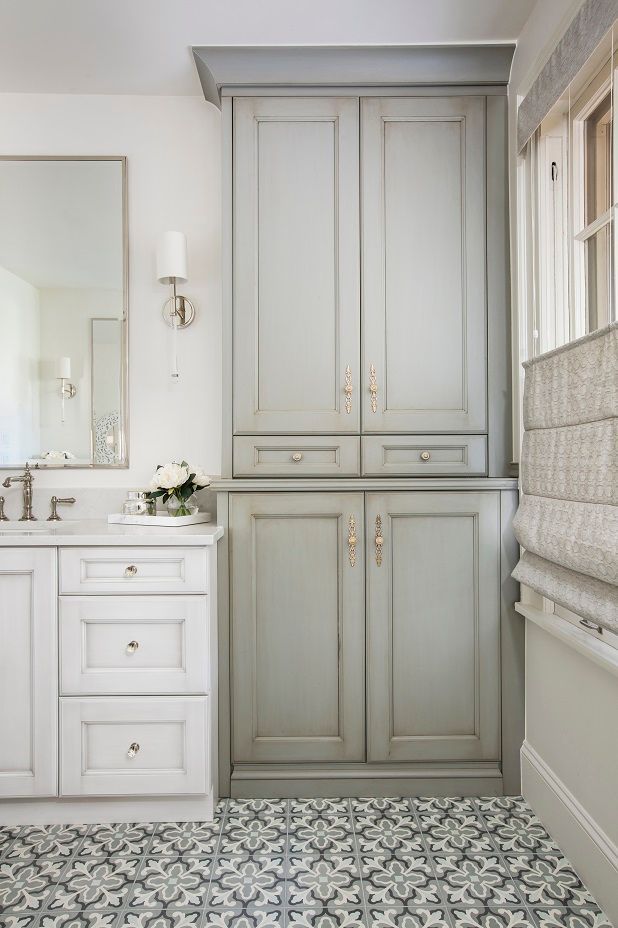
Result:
[517, 0, 618, 152]
[512, 323, 618, 633]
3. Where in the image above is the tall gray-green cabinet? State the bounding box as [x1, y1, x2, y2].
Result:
[193, 44, 523, 799]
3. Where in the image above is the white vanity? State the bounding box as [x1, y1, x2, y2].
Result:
[0, 521, 222, 825]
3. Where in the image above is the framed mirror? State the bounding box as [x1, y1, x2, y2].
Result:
[0, 156, 128, 468]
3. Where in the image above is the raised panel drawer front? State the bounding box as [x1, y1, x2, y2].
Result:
[361, 97, 487, 432]
[59, 547, 208, 595]
[230, 492, 365, 763]
[234, 436, 360, 476]
[60, 697, 209, 796]
[60, 596, 209, 695]
[362, 435, 487, 476]
[366, 491, 501, 764]
[233, 96, 360, 433]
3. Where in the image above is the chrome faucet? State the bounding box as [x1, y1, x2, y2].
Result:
[2, 463, 36, 521]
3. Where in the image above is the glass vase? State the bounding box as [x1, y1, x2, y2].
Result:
[166, 493, 199, 517]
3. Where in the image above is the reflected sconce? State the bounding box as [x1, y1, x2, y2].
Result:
[157, 230, 196, 381]
[57, 356, 76, 422]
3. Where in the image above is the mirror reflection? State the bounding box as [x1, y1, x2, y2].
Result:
[0, 157, 127, 467]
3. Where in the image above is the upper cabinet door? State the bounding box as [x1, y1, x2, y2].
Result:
[362, 97, 487, 433]
[233, 97, 360, 433]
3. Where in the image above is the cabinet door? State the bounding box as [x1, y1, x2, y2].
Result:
[231, 493, 365, 763]
[233, 97, 360, 433]
[362, 97, 487, 432]
[0, 548, 57, 797]
[366, 492, 500, 762]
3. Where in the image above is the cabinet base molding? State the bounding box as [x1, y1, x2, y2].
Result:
[522, 741, 618, 926]
[0, 791, 215, 827]
[231, 763, 502, 799]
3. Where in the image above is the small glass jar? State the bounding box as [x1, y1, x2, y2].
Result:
[122, 490, 156, 516]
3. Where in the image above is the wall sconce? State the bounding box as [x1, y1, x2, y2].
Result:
[57, 356, 76, 422]
[157, 230, 196, 381]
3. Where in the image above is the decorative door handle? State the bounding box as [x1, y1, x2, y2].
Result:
[344, 365, 353, 414]
[348, 515, 357, 567]
[375, 515, 383, 567]
[369, 365, 378, 413]
[127, 742, 140, 758]
[126, 640, 139, 654]
[124, 565, 138, 577]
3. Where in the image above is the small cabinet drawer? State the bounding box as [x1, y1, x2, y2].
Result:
[362, 435, 487, 476]
[60, 697, 209, 796]
[59, 547, 208, 595]
[234, 436, 360, 476]
[60, 596, 209, 696]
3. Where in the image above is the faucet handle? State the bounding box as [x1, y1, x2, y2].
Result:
[47, 496, 76, 521]
[0, 496, 8, 521]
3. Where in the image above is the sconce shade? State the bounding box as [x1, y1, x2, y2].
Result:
[157, 230, 188, 284]
[57, 356, 71, 379]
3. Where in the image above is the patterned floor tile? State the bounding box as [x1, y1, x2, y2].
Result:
[412, 798, 476, 815]
[483, 814, 559, 855]
[505, 854, 598, 908]
[79, 825, 154, 858]
[220, 816, 287, 855]
[202, 911, 285, 928]
[0, 857, 67, 912]
[225, 800, 287, 818]
[290, 800, 350, 817]
[117, 909, 203, 928]
[450, 908, 534, 927]
[37, 912, 120, 928]
[418, 813, 494, 855]
[287, 854, 363, 908]
[7, 826, 88, 860]
[47, 857, 140, 911]
[360, 855, 441, 908]
[529, 907, 613, 928]
[351, 799, 410, 816]
[0, 915, 38, 928]
[287, 908, 367, 927]
[366, 907, 450, 927]
[208, 855, 285, 909]
[0, 827, 23, 859]
[353, 815, 423, 856]
[474, 799, 529, 818]
[289, 814, 355, 855]
[150, 823, 221, 857]
[128, 857, 212, 909]
[433, 854, 522, 907]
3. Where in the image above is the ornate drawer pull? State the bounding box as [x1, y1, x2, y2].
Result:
[348, 515, 357, 567]
[126, 640, 139, 654]
[369, 364, 378, 413]
[420, 450, 431, 462]
[344, 365, 353, 414]
[291, 452, 303, 463]
[375, 515, 383, 567]
[127, 742, 140, 758]
[124, 565, 138, 577]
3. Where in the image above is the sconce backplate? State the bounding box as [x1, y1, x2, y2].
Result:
[162, 295, 196, 328]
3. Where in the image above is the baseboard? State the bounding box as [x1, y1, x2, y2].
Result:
[0, 791, 215, 826]
[522, 740, 618, 925]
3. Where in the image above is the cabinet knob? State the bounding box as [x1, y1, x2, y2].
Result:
[291, 452, 303, 463]
[126, 640, 139, 654]
[124, 565, 138, 577]
[420, 450, 431, 462]
[127, 742, 140, 758]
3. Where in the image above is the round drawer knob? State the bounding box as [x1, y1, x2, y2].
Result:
[420, 451, 431, 462]
[126, 640, 139, 654]
[124, 565, 138, 577]
[127, 742, 140, 758]
[291, 452, 303, 463]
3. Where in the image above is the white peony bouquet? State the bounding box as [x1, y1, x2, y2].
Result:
[147, 461, 210, 517]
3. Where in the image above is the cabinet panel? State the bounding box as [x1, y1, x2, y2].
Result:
[362, 435, 487, 476]
[233, 97, 360, 433]
[234, 435, 360, 477]
[230, 492, 365, 762]
[366, 491, 500, 762]
[59, 547, 208, 595]
[362, 97, 487, 432]
[0, 549, 57, 797]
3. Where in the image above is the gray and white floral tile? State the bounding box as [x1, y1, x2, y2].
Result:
[0, 797, 612, 928]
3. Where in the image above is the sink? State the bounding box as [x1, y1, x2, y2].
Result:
[0, 522, 52, 534]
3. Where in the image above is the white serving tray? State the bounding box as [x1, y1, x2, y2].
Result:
[108, 512, 212, 527]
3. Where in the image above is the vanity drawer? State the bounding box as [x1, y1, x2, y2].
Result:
[362, 435, 487, 476]
[59, 547, 208, 594]
[234, 436, 360, 476]
[60, 596, 209, 696]
[60, 696, 209, 796]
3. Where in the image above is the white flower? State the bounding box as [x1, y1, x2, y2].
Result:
[149, 473, 161, 491]
[153, 462, 189, 490]
[191, 465, 210, 488]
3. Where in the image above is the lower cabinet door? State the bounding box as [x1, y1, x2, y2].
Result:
[231, 492, 365, 763]
[366, 491, 501, 763]
[60, 697, 209, 796]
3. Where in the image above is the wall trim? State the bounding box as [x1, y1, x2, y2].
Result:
[516, 602, 618, 678]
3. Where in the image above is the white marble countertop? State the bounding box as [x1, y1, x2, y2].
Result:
[0, 519, 224, 547]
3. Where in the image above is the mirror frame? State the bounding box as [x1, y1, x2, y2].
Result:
[0, 154, 129, 469]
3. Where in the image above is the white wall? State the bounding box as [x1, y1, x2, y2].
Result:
[0, 265, 40, 465]
[0, 93, 221, 488]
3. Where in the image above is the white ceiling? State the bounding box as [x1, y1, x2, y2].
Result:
[0, 0, 536, 97]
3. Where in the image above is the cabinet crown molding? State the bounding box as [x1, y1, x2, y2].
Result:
[192, 44, 515, 107]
